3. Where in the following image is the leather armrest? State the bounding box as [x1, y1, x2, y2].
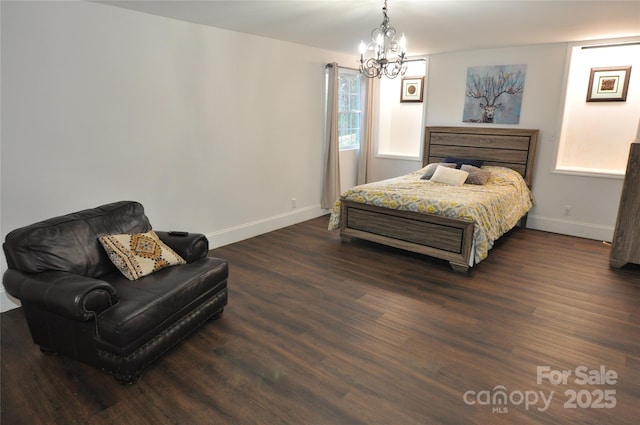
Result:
[2, 269, 117, 321]
[155, 231, 208, 263]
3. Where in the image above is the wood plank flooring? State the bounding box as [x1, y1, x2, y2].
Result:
[2, 215, 639, 425]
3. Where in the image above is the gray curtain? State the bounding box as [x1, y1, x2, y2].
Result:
[321, 63, 340, 209]
[357, 77, 376, 185]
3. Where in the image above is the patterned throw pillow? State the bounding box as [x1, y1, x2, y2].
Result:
[98, 231, 186, 280]
[461, 164, 492, 185]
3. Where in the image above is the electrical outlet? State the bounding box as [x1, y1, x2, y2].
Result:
[291, 198, 297, 209]
[564, 205, 572, 216]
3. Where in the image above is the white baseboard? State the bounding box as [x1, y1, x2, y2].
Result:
[0, 205, 328, 313]
[206, 204, 327, 249]
[527, 214, 614, 242]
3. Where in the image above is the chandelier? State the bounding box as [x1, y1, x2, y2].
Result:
[359, 0, 407, 79]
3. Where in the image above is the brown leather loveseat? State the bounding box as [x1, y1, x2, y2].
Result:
[2, 201, 228, 383]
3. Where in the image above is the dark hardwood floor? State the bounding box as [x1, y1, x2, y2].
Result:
[2, 215, 639, 425]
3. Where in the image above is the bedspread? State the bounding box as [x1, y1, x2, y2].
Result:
[328, 166, 533, 264]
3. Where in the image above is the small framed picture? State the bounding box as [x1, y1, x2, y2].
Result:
[400, 76, 424, 103]
[586, 66, 632, 102]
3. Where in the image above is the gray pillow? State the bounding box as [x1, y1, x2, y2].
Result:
[421, 163, 457, 180]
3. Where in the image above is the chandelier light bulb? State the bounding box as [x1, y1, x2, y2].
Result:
[359, 41, 366, 55]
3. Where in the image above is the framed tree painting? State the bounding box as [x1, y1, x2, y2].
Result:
[462, 64, 527, 124]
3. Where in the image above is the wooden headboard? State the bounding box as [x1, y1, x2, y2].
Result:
[423, 126, 539, 187]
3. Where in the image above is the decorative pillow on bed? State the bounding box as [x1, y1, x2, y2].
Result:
[444, 156, 485, 169]
[461, 164, 491, 185]
[420, 162, 457, 180]
[430, 165, 469, 186]
[98, 230, 186, 280]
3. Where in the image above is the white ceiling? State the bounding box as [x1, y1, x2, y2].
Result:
[100, 0, 640, 56]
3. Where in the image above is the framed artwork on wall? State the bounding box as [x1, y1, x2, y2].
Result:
[462, 64, 527, 124]
[400, 76, 424, 102]
[586, 66, 632, 102]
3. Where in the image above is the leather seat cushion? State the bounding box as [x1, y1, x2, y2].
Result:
[96, 257, 228, 353]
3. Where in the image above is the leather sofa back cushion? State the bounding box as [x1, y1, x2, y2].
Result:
[3, 201, 151, 277]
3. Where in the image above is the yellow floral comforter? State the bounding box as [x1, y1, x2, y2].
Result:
[328, 166, 533, 264]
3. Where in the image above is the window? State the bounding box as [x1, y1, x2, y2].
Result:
[338, 70, 362, 151]
[556, 41, 640, 176]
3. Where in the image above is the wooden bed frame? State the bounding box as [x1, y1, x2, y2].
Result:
[339, 126, 539, 272]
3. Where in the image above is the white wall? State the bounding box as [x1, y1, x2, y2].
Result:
[0, 1, 355, 311]
[373, 42, 633, 242]
[339, 148, 358, 193]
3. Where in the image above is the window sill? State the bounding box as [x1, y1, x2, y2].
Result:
[553, 166, 624, 179]
[375, 153, 422, 161]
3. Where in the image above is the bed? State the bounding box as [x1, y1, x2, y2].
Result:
[328, 126, 539, 272]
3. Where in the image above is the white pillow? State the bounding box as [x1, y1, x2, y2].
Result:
[430, 165, 469, 186]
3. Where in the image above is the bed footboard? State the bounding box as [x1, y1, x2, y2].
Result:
[339, 200, 474, 272]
